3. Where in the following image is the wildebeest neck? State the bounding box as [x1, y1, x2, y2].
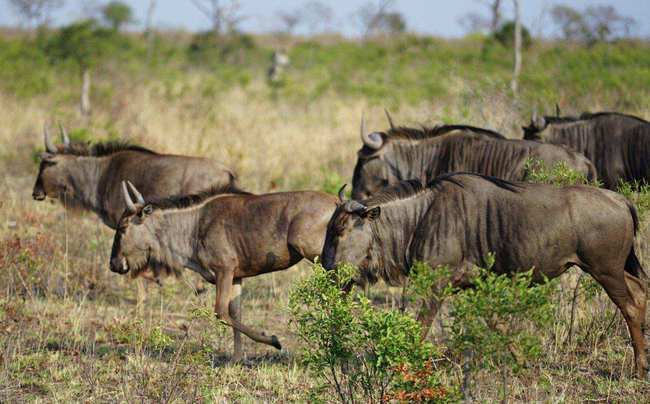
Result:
[147, 209, 204, 276]
[365, 189, 434, 285]
[61, 157, 110, 218]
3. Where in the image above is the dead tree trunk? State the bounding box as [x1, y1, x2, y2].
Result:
[145, 0, 158, 63]
[80, 68, 91, 116]
[490, 0, 502, 33]
[511, 0, 522, 94]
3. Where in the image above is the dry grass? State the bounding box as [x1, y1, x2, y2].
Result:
[1, 70, 650, 402]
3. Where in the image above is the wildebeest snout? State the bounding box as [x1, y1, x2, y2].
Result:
[32, 183, 46, 200]
[32, 189, 46, 201]
[109, 256, 130, 274]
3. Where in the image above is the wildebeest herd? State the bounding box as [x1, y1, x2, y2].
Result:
[32, 110, 650, 378]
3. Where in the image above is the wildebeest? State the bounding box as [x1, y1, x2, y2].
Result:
[352, 114, 597, 199]
[110, 181, 337, 355]
[32, 125, 246, 282]
[323, 174, 647, 378]
[522, 111, 650, 189]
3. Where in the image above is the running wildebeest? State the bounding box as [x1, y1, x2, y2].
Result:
[322, 174, 648, 378]
[523, 111, 650, 189]
[352, 113, 597, 200]
[32, 125, 246, 284]
[109, 181, 337, 356]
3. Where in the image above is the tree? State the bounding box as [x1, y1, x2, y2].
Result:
[551, 4, 636, 45]
[8, 0, 64, 27]
[45, 19, 113, 115]
[190, 0, 245, 39]
[494, 20, 532, 49]
[356, 0, 407, 37]
[511, 0, 522, 94]
[458, 0, 503, 35]
[102, 1, 134, 31]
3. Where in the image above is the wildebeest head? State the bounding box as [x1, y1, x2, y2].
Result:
[110, 181, 157, 275]
[351, 112, 397, 200]
[321, 184, 381, 271]
[522, 110, 549, 140]
[32, 124, 73, 201]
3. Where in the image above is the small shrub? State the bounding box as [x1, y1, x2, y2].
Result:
[618, 180, 650, 221]
[448, 256, 555, 400]
[289, 263, 454, 403]
[524, 158, 594, 186]
[147, 327, 174, 352]
[407, 262, 457, 303]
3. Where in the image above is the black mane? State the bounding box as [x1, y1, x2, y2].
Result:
[544, 111, 649, 125]
[362, 173, 520, 207]
[362, 179, 424, 206]
[61, 141, 158, 157]
[149, 186, 249, 210]
[385, 125, 506, 141]
[428, 172, 521, 193]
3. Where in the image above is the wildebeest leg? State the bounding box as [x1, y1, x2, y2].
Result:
[230, 278, 243, 361]
[417, 298, 441, 339]
[418, 262, 478, 339]
[214, 270, 282, 351]
[590, 269, 648, 378]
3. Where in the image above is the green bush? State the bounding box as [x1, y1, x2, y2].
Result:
[289, 263, 454, 403]
[618, 181, 650, 221]
[448, 255, 555, 400]
[524, 158, 594, 186]
[493, 21, 533, 49]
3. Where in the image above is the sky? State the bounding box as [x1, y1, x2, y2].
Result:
[1, 0, 649, 38]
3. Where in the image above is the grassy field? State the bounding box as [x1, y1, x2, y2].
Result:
[1, 30, 650, 402]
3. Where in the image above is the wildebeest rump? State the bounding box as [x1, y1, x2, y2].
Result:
[523, 111, 650, 189]
[352, 115, 597, 199]
[110, 182, 337, 353]
[32, 126, 246, 279]
[322, 173, 647, 378]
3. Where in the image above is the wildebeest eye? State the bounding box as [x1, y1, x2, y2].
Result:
[141, 205, 153, 216]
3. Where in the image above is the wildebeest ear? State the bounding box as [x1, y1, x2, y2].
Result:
[362, 206, 381, 220]
[142, 205, 153, 215]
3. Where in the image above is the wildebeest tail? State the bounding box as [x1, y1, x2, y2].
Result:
[625, 199, 640, 235]
[625, 246, 646, 280]
[586, 161, 598, 183]
[624, 199, 646, 279]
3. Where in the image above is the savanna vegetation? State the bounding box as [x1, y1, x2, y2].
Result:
[1, 4, 649, 401]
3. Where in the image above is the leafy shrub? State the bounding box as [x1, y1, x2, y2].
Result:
[618, 180, 650, 221]
[524, 158, 594, 186]
[289, 263, 454, 403]
[188, 31, 258, 66]
[448, 255, 555, 400]
[493, 21, 533, 49]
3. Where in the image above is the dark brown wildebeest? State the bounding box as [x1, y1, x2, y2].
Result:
[352, 114, 597, 200]
[323, 174, 647, 378]
[32, 125, 246, 283]
[522, 111, 650, 189]
[109, 181, 337, 356]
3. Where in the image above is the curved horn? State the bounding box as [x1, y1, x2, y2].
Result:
[384, 108, 395, 129]
[44, 124, 57, 153]
[360, 113, 383, 150]
[532, 109, 538, 123]
[338, 184, 347, 203]
[122, 181, 137, 213]
[126, 180, 145, 204]
[555, 103, 561, 117]
[59, 123, 70, 149]
[343, 200, 367, 214]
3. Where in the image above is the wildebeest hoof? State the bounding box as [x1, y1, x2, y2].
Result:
[271, 335, 282, 350]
